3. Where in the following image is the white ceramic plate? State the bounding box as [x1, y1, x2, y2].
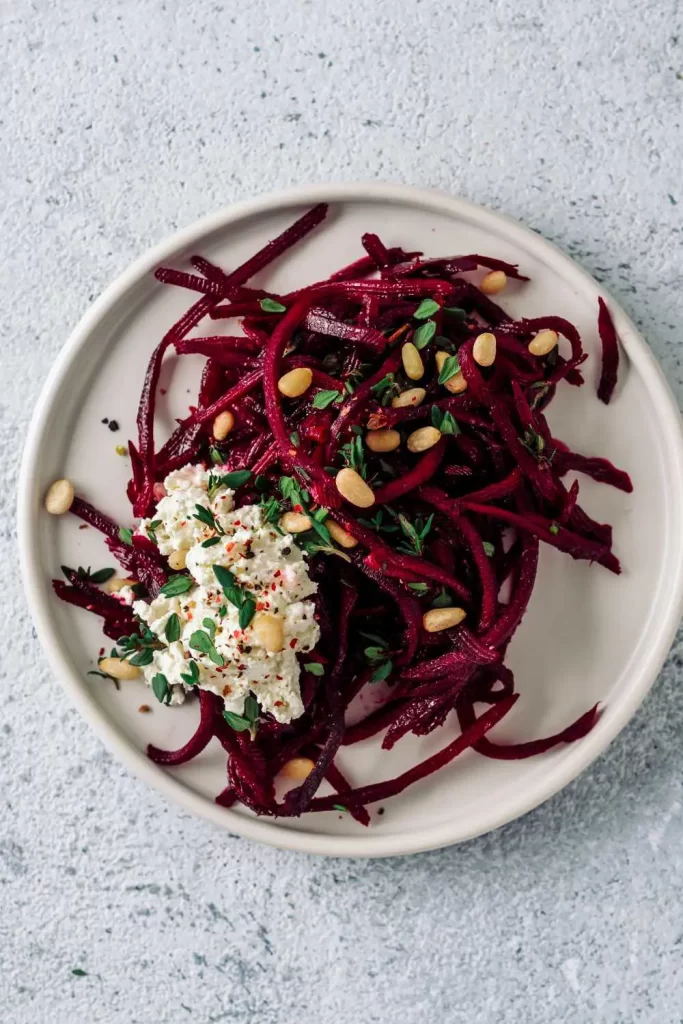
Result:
[18, 183, 683, 857]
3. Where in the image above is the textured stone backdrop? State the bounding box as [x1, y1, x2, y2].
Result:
[2, 0, 682, 1021]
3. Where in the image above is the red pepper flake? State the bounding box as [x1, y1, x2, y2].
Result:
[78, 524, 89, 530]
[293, 504, 303, 513]
[98, 647, 105, 657]
[276, 675, 283, 681]
[138, 704, 151, 713]
[222, 685, 232, 696]
[271, 583, 277, 591]
[238, 664, 247, 671]
[289, 639, 297, 649]
[273, 570, 281, 579]
[234, 520, 241, 527]
[274, 700, 285, 707]
[256, 602, 265, 611]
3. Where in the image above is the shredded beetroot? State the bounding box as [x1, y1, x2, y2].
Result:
[597, 298, 620, 404]
[54, 207, 625, 823]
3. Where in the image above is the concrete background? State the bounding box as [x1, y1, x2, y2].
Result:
[2, 0, 683, 1021]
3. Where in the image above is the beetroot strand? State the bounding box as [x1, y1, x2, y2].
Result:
[597, 298, 620, 404]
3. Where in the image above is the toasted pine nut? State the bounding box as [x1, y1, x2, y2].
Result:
[336, 468, 375, 508]
[168, 549, 188, 571]
[391, 387, 426, 409]
[422, 607, 467, 632]
[480, 270, 507, 295]
[99, 656, 140, 680]
[44, 478, 74, 515]
[401, 342, 424, 381]
[327, 521, 358, 549]
[407, 426, 442, 453]
[252, 612, 285, 652]
[366, 428, 401, 453]
[280, 757, 316, 781]
[105, 577, 136, 594]
[435, 351, 468, 394]
[213, 410, 235, 441]
[528, 329, 559, 357]
[473, 332, 497, 367]
[280, 511, 312, 534]
[278, 367, 313, 398]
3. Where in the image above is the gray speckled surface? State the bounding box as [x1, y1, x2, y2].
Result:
[2, 0, 683, 1021]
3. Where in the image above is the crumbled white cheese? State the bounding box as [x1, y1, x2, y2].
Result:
[129, 464, 320, 723]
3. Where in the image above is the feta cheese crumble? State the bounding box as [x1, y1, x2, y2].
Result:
[124, 464, 320, 724]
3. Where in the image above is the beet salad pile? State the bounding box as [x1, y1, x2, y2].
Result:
[47, 203, 631, 823]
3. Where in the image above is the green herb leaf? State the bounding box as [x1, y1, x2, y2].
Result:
[193, 504, 218, 530]
[431, 588, 453, 609]
[152, 672, 172, 705]
[407, 581, 430, 593]
[482, 541, 495, 557]
[289, 431, 300, 447]
[165, 613, 181, 643]
[364, 646, 387, 661]
[260, 496, 283, 524]
[370, 659, 393, 683]
[189, 629, 225, 667]
[209, 446, 226, 465]
[444, 306, 467, 320]
[202, 536, 221, 548]
[202, 617, 217, 640]
[259, 297, 287, 313]
[413, 320, 437, 350]
[304, 662, 324, 676]
[440, 411, 461, 435]
[238, 597, 256, 630]
[223, 710, 252, 732]
[413, 298, 440, 320]
[118, 527, 134, 546]
[332, 804, 348, 813]
[160, 574, 194, 598]
[340, 433, 367, 479]
[208, 469, 252, 499]
[128, 648, 155, 667]
[438, 355, 461, 384]
[279, 475, 309, 509]
[549, 522, 560, 536]
[255, 474, 269, 492]
[147, 519, 163, 545]
[312, 389, 343, 410]
[180, 660, 200, 686]
[87, 567, 116, 584]
[71, 969, 88, 977]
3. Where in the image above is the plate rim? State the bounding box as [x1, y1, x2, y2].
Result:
[18, 181, 683, 858]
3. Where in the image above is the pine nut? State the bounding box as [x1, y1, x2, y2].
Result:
[327, 521, 358, 549]
[401, 342, 424, 381]
[435, 352, 468, 394]
[280, 757, 316, 781]
[528, 329, 559, 357]
[336, 468, 375, 508]
[366, 428, 401, 453]
[99, 656, 140, 680]
[105, 577, 136, 594]
[407, 426, 442, 453]
[213, 410, 235, 441]
[391, 387, 426, 409]
[473, 332, 497, 367]
[422, 607, 467, 632]
[168, 549, 188, 571]
[480, 270, 507, 295]
[280, 511, 312, 533]
[278, 367, 313, 398]
[252, 612, 285, 652]
[44, 478, 74, 515]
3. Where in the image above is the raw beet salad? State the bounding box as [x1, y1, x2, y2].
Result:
[46, 203, 631, 823]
